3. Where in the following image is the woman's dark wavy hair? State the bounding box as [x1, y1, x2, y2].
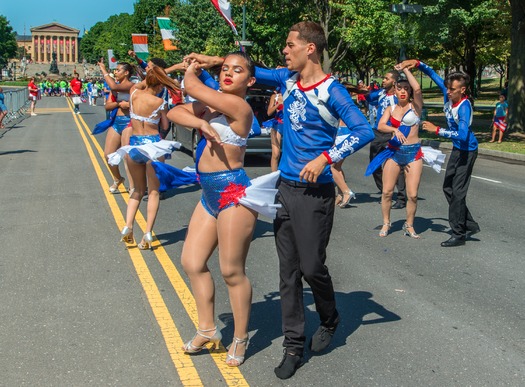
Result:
[118, 62, 135, 78]
[223, 51, 255, 77]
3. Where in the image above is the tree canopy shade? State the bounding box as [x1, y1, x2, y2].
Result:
[0, 15, 18, 70]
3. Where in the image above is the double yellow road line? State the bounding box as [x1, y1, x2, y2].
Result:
[67, 98, 250, 386]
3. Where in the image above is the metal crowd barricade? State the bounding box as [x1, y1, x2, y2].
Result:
[3, 87, 30, 126]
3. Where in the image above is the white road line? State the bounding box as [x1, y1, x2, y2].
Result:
[423, 165, 502, 184]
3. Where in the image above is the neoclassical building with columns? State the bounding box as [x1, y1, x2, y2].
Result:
[30, 22, 80, 64]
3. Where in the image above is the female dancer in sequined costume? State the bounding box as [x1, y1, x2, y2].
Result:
[167, 52, 258, 367]
[366, 67, 424, 238]
[117, 66, 180, 250]
[97, 60, 135, 193]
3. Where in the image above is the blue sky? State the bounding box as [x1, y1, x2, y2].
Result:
[0, 0, 136, 36]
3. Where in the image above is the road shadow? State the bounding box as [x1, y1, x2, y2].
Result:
[0, 149, 37, 156]
[218, 289, 401, 362]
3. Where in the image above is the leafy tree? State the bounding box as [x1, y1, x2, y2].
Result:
[234, 0, 355, 72]
[507, 0, 525, 133]
[334, 0, 400, 81]
[80, 14, 135, 64]
[0, 15, 18, 77]
[172, 0, 237, 57]
[417, 0, 507, 98]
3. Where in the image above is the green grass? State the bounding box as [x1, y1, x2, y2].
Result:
[0, 81, 29, 87]
[420, 110, 525, 155]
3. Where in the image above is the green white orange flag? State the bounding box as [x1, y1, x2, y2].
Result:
[131, 34, 149, 61]
[157, 17, 178, 51]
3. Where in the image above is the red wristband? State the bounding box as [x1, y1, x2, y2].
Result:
[435, 126, 441, 135]
[322, 151, 333, 165]
[416, 60, 421, 67]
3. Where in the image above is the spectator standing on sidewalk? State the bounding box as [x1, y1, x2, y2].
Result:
[70, 73, 83, 114]
[489, 94, 509, 143]
[28, 77, 39, 116]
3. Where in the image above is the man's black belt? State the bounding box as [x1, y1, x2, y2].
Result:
[280, 177, 320, 188]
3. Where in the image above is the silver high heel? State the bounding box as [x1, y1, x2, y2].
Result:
[109, 177, 125, 193]
[379, 222, 391, 237]
[403, 222, 421, 239]
[120, 226, 134, 243]
[137, 232, 153, 250]
[226, 335, 249, 367]
[182, 326, 222, 353]
[338, 190, 356, 208]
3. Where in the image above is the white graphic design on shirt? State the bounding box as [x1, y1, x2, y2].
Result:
[288, 90, 307, 131]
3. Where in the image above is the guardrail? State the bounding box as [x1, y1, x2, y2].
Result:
[2, 87, 30, 126]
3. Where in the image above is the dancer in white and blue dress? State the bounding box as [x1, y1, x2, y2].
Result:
[167, 52, 279, 368]
[108, 66, 181, 250]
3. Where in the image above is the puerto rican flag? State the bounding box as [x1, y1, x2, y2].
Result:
[210, 0, 238, 35]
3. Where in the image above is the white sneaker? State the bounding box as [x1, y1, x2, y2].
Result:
[31, 113, 37, 116]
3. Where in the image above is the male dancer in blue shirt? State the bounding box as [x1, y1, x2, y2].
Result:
[187, 21, 373, 379]
[398, 59, 480, 247]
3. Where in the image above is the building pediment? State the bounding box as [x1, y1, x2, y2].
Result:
[30, 23, 80, 34]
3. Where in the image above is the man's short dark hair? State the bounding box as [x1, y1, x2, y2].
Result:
[290, 21, 327, 56]
[150, 58, 167, 69]
[445, 71, 470, 88]
[388, 69, 400, 80]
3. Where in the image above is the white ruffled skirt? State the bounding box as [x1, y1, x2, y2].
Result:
[421, 146, 446, 173]
[107, 140, 181, 166]
[239, 171, 281, 219]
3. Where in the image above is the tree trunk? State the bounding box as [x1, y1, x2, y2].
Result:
[508, 0, 525, 133]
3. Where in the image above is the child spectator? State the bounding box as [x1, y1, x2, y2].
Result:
[490, 94, 508, 143]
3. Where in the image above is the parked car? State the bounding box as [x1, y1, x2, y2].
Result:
[173, 85, 275, 161]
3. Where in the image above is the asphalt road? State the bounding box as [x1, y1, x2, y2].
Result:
[1, 96, 524, 386]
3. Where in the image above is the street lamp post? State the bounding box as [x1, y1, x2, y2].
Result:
[389, 0, 423, 62]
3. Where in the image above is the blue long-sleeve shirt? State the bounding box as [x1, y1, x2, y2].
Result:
[366, 89, 397, 129]
[254, 67, 373, 183]
[417, 61, 478, 151]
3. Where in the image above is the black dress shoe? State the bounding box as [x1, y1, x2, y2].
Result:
[274, 350, 303, 379]
[310, 314, 339, 352]
[441, 236, 466, 247]
[391, 201, 406, 209]
[467, 225, 481, 236]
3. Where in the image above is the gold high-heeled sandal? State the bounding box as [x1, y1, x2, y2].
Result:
[402, 222, 420, 239]
[137, 232, 153, 250]
[120, 226, 134, 243]
[226, 335, 249, 367]
[379, 222, 391, 237]
[109, 177, 125, 193]
[182, 326, 222, 353]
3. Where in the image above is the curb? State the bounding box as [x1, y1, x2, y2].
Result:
[421, 139, 525, 164]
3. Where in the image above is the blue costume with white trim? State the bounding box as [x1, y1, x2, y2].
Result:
[416, 61, 477, 151]
[254, 67, 373, 183]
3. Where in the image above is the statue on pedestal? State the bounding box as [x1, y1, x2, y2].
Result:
[21, 57, 27, 77]
[49, 52, 59, 74]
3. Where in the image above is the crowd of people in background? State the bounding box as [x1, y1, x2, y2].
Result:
[11, 18, 514, 381]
